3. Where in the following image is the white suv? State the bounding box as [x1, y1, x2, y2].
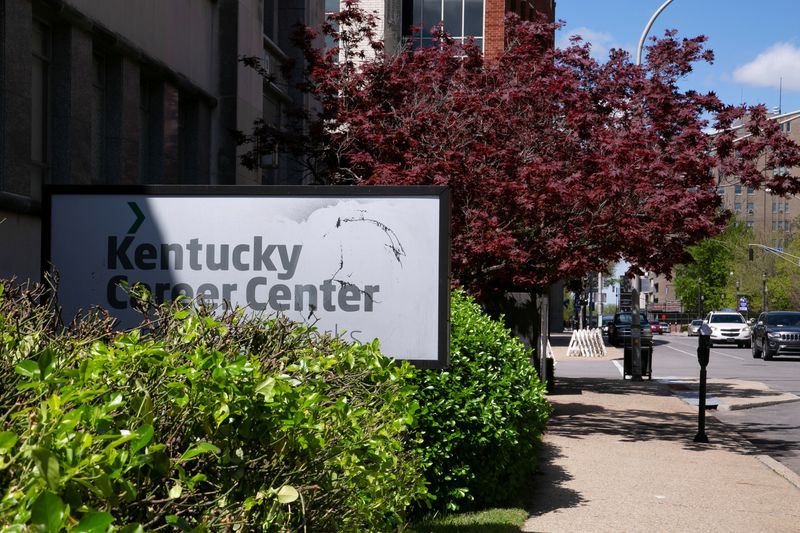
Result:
[704, 311, 751, 348]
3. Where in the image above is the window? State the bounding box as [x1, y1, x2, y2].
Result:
[91, 53, 108, 184]
[785, 202, 790, 214]
[324, 0, 339, 51]
[746, 221, 753, 229]
[31, 19, 51, 199]
[716, 186, 724, 196]
[734, 184, 742, 195]
[747, 186, 755, 195]
[773, 201, 779, 213]
[773, 165, 790, 176]
[139, 77, 152, 183]
[734, 202, 741, 212]
[264, 0, 277, 41]
[746, 202, 754, 213]
[409, 0, 484, 50]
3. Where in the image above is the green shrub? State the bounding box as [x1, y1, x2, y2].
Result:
[411, 289, 551, 512]
[0, 281, 426, 531]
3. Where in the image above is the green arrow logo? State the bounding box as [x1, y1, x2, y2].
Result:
[127, 201, 145, 234]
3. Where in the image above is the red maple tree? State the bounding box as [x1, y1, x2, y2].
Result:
[240, 1, 800, 295]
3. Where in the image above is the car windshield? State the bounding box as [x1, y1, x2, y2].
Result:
[691, 320, 703, 326]
[615, 312, 649, 324]
[709, 314, 745, 324]
[766, 313, 800, 327]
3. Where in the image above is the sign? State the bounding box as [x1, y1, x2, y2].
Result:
[44, 186, 450, 368]
[738, 296, 748, 312]
[647, 302, 683, 312]
[619, 291, 632, 310]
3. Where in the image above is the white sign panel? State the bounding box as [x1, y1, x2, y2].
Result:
[45, 186, 450, 367]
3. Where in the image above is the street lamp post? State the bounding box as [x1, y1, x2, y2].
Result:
[762, 271, 768, 312]
[636, 0, 675, 65]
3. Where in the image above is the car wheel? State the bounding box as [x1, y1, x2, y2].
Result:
[763, 349, 773, 361]
[752, 341, 762, 359]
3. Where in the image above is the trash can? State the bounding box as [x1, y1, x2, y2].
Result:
[623, 345, 652, 379]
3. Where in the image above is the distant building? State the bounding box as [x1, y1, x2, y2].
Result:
[1, 0, 323, 281]
[644, 110, 800, 318]
[717, 111, 800, 247]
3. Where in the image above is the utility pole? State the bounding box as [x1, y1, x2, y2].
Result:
[762, 271, 768, 312]
[597, 272, 603, 328]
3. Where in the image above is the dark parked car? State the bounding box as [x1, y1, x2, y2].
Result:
[751, 311, 800, 360]
[608, 311, 653, 347]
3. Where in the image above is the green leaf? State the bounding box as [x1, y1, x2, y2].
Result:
[15, 359, 39, 379]
[74, 512, 114, 533]
[30, 491, 65, 532]
[130, 424, 154, 454]
[0, 431, 18, 453]
[38, 349, 54, 380]
[276, 485, 299, 504]
[174, 310, 191, 320]
[179, 442, 220, 463]
[255, 377, 276, 401]
[214, 403, 230, 427]
[168, 482, 183, 499]
[32, 448, 60, 491]
[118, 525, 144, 533]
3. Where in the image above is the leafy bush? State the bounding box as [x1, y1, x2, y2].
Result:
[0, 281, 426, 531]
[411, 290, 551, 512]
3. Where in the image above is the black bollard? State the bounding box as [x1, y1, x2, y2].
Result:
[694, 324, 711, 443]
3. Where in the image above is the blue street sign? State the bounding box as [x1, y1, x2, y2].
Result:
[738, 296, 748, 312]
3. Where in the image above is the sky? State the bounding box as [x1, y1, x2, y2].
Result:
[557, 1, 800, 306]
[556, 0, 800, 115]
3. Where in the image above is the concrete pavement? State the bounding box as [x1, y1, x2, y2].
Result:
[523, 333, 800, 532]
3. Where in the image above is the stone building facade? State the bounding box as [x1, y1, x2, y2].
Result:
[1, 0, 324, 281]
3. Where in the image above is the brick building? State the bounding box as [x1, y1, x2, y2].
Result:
[331, 1, 556, 56]
[400, 0, 555, 58]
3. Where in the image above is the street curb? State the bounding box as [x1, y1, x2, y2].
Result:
[756, 455, 800, 490]
[718, 396, 800, 411]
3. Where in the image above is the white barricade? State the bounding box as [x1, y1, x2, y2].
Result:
[566, 328, 607, 357]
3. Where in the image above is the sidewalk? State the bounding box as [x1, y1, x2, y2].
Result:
[523, 332, 800, 532]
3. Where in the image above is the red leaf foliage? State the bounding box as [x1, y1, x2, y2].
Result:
[240, 2, 800, 296]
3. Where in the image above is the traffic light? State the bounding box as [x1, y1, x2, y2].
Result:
[749, 247, 754, 261]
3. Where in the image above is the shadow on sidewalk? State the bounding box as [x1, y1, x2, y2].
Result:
[545, 377, 752, 454]
[524, 441, 586, 518]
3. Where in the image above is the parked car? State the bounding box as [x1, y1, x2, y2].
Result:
[751, 311, 800, 360]
[688, 319, 703, 336]
[608, 311, 653, 347]
[650, 322, 662, 335]
[704, 311, 751, 348]
[660, 321, 671, 334]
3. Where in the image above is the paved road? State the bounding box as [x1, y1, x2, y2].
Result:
[650, 334, 800, 475]
[653, 334, 800, 395]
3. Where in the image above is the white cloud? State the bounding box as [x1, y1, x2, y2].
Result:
[733, 42, 800, 91]
[557, 27, 622, 61]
